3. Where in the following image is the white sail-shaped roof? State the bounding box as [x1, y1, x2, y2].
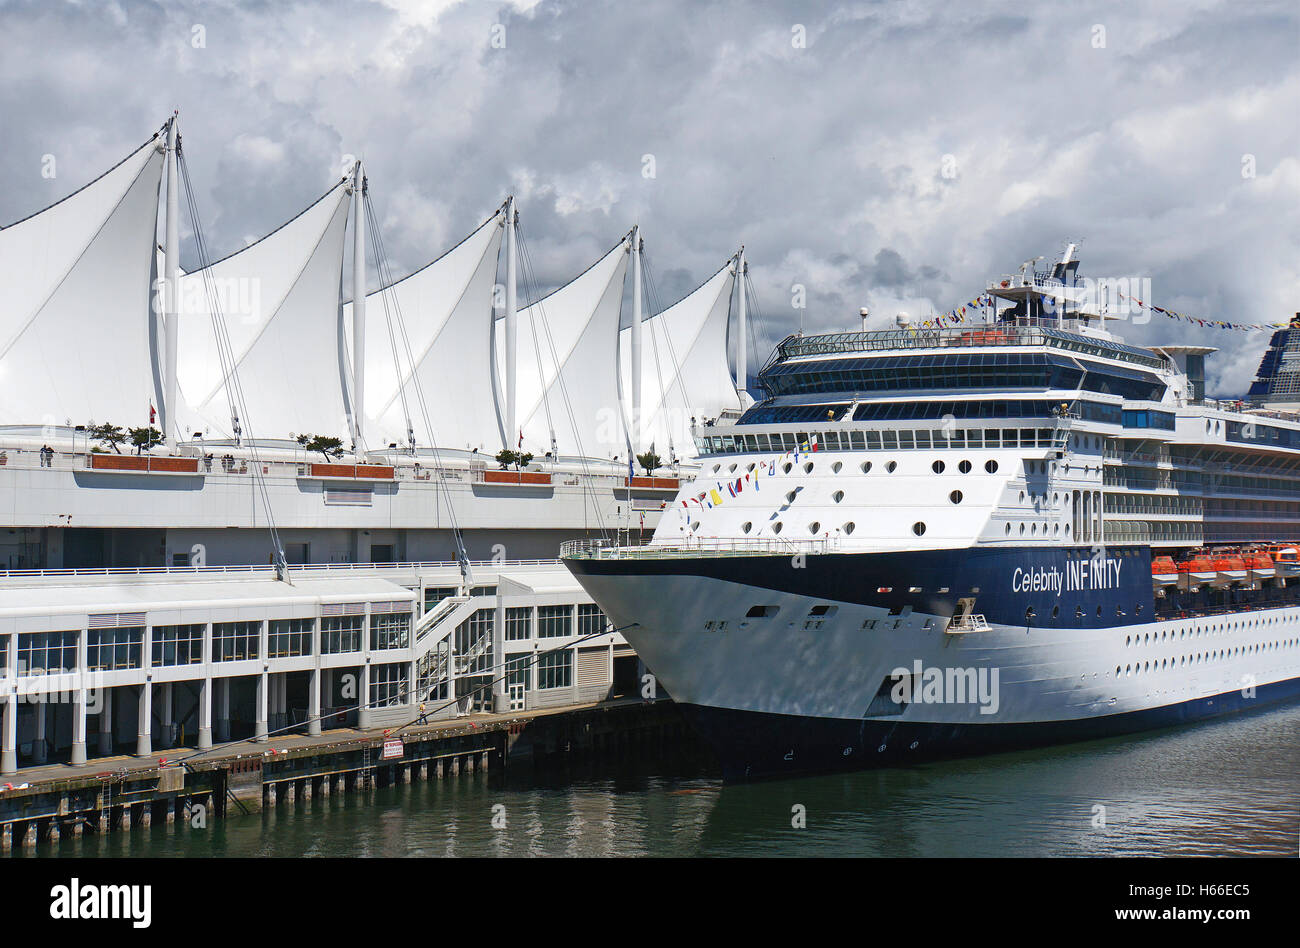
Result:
[505, 241, 629, 458]
[621, 262, 740, 456]
[175, 183, 351, 441]
[0, 134, 164, 429]
[343, 211, 504, 451]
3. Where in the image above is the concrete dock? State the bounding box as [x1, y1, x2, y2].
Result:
[0, 696, 688, 852]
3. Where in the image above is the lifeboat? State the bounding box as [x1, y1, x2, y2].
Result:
[1150, 556, 1179, 587]
[1243, 551, 1275, 581]
[1211, 554, 1248, 586]
[959, 328, 1009, 345]
[1175, 554, 1217, 585]
[1271, 546, 1300, 577]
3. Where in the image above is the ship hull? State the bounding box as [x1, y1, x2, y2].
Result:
[677, 677, 1300, 780]
[566, 547, 1300, 781]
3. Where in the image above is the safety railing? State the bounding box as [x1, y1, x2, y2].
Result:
[561, 536, 843, 560]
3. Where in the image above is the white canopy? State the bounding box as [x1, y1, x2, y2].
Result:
[621, 261, 739, 458]
[343, 210, 504, 452]
[0, 134, 165, 430]
[175, 183, 351, 441]
[504, 240, 629, 459]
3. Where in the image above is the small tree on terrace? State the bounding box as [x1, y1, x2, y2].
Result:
[90, 423, 127, 454]
[129, 426, 164, 454]
[637, 451, 662, 476]
[297, 433, 345, 461]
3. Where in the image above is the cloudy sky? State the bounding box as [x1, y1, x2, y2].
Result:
[1, 0, 1296, 393]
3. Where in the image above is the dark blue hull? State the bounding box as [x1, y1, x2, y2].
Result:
[681, 676, 1300, 781]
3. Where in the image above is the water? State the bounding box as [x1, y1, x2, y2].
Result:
[30, 703, 1300, 857]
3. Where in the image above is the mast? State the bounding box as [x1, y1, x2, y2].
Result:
[504, 196, 518, 450]
[735, 246, 748, 401]
[163, 113, 180, 446]
[351, 160, 366, 453]
[630, 224, 642, 453]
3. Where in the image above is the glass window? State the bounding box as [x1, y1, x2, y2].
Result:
[86, 627, 144, 671]
[321, 616, 363, 654]
[576, 604, 607, 636]
[369, 662, 409, 709]
[538, 605, 573, 638]
[152, 624, 205, 666]
[537, 650, 573, 690]
[369, 612, 411, 651]
[16, 630, 78, 675]
[268, 618, 314, 658]
[505, 607, 532, 641]
[213, 621, 260, 662]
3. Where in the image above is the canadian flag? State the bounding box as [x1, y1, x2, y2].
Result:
[149, 403, 156, 425]
[517, 428, 523, 448]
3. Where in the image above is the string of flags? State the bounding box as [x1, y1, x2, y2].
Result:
[915, 296, 995, 330]
[681, 436, 820, 510]
[1115, 292, 1288, 333]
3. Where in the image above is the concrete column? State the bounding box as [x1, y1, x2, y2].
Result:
[216, 677, 230, 742]
[308, 668, 321, 737]
[1, 691, 17, 775]
[71, 686, 87, 766]
[136, 681, 152, 757]
[71, 631, 88, 765]
[255, 671, 268, 741]
[197, 676, 212, 750]
[98, 686, 113, 757]
[33, 700, 47, 764]
[357, 662, 371, 729]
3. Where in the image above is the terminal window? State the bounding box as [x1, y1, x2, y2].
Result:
[16, 630, 78, 675]
[269, 618, 314, 657]
[152, 624, 204, 666]
[87, 627, 144, 672]
[321, 616, 363, 654]
[213, 621, 260, 662]
[537, 650, 573, 690]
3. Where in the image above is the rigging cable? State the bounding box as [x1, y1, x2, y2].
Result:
[176, 138, 289, 580]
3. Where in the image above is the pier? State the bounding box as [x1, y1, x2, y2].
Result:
[0, 696, 687, 851]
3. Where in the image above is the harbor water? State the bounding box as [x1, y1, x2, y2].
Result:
[22, 702, 1299, 858]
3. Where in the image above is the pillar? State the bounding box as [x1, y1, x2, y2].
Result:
[357, 662, 371, 729]
[198, 676, 212, 750]
[1, 691, 16, 775]
[71, 686, 87, 766]
[254, 671, 268, 741]
[136, 681, 152, 757]
[308, 667, 321, 737]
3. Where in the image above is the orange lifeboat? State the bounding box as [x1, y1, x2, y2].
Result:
[1271, 546, 1300, 576]
[1151, 556, 1178, 586]
[1211, 554, 1248, 586]
[1243, 551, 1275, 580]
[1176, 555, 1216, 584]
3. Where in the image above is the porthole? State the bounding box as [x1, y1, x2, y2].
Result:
[843, 522, 856, 534]
[912, 522, 926, 536]
[772, 521, 783, 534]
[958, 459, 972, 474]
[832, 461, 843, 473]
[949, 490, 963, 504]
[833, 490, 845, 503]
[1019, 522, 1026, 535]
[985, 459, 999, 474]
[741, 521, 753, 534]
[1051, 605, 1059, 620]
[860, 461, 873, 473]
[728, 463, 737, 473]
[782, 462, 793, 474]
[803, 461, 814, 473]
[1005, 523, 1012, 535]
[786, 490, 798, 503]
[932, 460, 945, 474]
[886, 460, 898, 473]
[809, 521, 821, 534]
[712, 464, 721, 473]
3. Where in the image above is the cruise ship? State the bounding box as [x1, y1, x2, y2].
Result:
[564, 247, 1300, 780]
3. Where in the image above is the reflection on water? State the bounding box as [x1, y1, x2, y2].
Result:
[31, 703, 1300, 858]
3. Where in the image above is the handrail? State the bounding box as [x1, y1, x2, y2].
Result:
[561, 536, 843, 560]
[0, 558, 562, 580]
[414, 595, 470, 643]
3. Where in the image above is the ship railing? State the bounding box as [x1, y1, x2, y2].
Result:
[560, 536, 843, 559]
[946, 613, 990, 634]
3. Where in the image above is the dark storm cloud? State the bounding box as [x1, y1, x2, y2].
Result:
[0, 0, 1295, 393]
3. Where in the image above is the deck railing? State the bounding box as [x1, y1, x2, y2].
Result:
[560, 536, 842, 560]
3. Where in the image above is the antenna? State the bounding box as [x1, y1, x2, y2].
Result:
[859, 306, 869, 332]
